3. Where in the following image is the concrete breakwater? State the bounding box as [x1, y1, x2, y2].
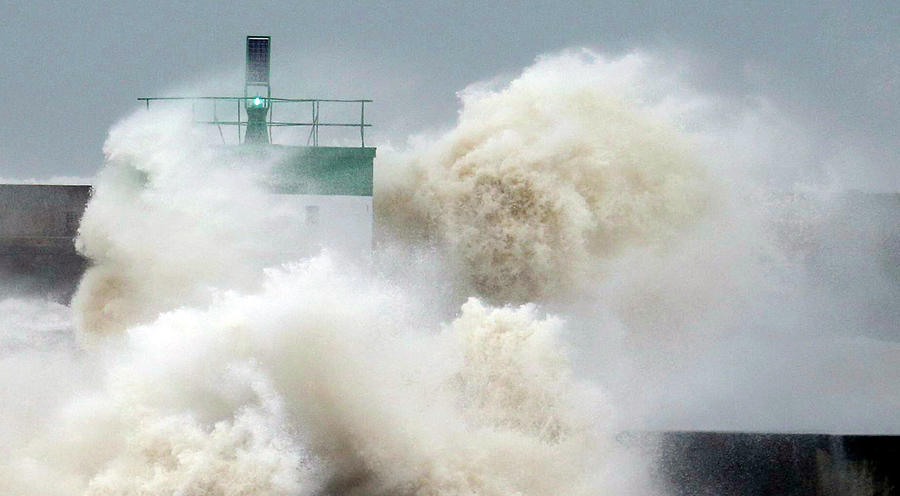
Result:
[1, 183, 899, 494]
[655, 432, 899, 495]
[0, 184, 90, 299]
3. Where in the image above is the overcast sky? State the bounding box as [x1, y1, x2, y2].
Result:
[2, 1, 898, 190]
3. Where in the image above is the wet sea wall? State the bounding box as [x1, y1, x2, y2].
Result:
[0, 184, 91, 300]
[657, 432, 899, 495]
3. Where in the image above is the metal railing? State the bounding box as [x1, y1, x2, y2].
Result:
[136, 96, 372, 147]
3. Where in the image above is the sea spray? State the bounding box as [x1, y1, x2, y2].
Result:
[372, 50, 900, 435]
[376, 50, 711, 302]
[5, 53, 682, 494]
[5, 47, 899, 496]
[5, 256, 653, 495]
[72, 108, 306, 337]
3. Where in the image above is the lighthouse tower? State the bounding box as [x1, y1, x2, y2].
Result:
[244, 36, 271, 144]
[138, 35, 376, 256]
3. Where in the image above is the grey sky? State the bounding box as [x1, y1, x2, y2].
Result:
[2, 1, 898, 189]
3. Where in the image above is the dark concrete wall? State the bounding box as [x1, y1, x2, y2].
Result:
[0, 184, 90, 240]
[657, 432, 898, 495]
[0, 184, 91, 299]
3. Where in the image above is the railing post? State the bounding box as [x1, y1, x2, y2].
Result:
[311, 101, 316, 146]
[313, 101, 320, 146]
[360, 101, 365, 147]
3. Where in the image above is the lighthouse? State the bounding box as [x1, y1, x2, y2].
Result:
[244, 36, 271, 144]
[138, 35, 376, 256]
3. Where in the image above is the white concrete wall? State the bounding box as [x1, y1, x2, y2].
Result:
[272, 194, 372, 259]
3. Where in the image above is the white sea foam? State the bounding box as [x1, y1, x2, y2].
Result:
[376, 50, 711, 302]
[1, 49, 899, 495]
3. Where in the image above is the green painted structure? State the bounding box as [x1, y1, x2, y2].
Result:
[268, 146, 375, 196]
[138, 35, 375, 195]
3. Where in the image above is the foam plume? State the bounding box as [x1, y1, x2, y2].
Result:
[3, 53, 678, 495]
[6, 48, 899, 496]
[4, 258, 653, 495]
[72, 108, 305, 336]
[376, 50, 711, 302]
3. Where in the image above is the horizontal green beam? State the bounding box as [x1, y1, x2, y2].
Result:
[196, 120, 372, 127]
[137, 96, 372, 103]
